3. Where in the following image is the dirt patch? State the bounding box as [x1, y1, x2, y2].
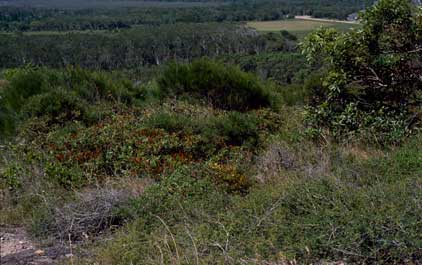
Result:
[0, 227, 65, 265]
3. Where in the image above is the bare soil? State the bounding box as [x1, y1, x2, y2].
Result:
[0, 227, 65, 265]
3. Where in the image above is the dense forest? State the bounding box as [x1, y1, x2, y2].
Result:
[0, 0, 421, 264]
[0, 0, 374, 31]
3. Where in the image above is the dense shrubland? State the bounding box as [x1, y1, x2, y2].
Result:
[0, 0, 421, 264]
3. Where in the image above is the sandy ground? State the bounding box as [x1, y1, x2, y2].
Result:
[0, 227, 56, 265]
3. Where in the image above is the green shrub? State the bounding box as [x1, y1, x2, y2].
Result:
[157, 58, 272, 111]
[93, 135, 422, 264]
[21, 89, 89, 125]
[144, 111, 196, 134]
[2, 67, 48, 112]
[276, 84, 309, 106]
[204, 112, 260, 147]
[0, 66, 144, 137]
[0, 103, 15, 138]
[280, 30, 298, 41]
[305, 103, 413, 145]
[301, 0, 422, 144]
[145, 110, 262, 149]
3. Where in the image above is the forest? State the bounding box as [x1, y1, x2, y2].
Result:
[0, 0, 374, 31]
[0, 0, 421, 264]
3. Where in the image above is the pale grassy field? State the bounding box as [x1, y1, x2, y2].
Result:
[247, 18, 360, 38]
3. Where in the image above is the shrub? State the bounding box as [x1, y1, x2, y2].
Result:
[144, 111, 196, 134]
[301, 0, 422, 144]
[157, 58, 272, 111]
[276, 84, 309, 106]
[0, 66, 143, 137]
[2, 67, 48, 112]
[93, 134, 422, 264]
[280, 30, 298, 41]
[21, 89, 89, 125]
[204, 112, 260, 147]
[145, 109, 262, 149]
[0, 103, 15, 138]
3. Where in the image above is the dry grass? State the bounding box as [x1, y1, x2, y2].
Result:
[53, 188, 129, 242]
[339, 144, 384, 161]
[255, 140, 333, 183]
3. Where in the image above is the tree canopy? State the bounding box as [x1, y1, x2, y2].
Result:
[301, 0, 422, 144]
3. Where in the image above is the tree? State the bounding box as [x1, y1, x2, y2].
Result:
[301, 0, 422, 144]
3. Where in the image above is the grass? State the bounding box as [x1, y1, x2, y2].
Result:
[77, 132, 422, 265]
[247, 18, 360, 38]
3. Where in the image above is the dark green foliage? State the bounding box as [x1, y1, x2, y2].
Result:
[0, 66, 141, 137]
[280, 30, 298, 41]
[145, 111, 261, 147]
[0, 24, 270, 70]
[22, 89, 88, 123]
[0, 103, 15, 138]
[158, 59, 272, 111]
[205, 112, 260, 146]
[2, 67, 47, 111]
[301, 0, 422, 144]
[0, 0, 373, 32]
[224, 52, 311, 86]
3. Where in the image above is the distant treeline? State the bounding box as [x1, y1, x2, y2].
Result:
[0, 0, 374, 31]
[0, 23, 285, 69]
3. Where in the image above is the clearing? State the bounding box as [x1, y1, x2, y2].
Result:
[247, 16, 360, 38]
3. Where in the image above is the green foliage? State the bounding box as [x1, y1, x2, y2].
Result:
[158, 59, 273, 111]
[280, 29, 298, 41]
[91, 133, 422, 264]
[0, 66, 141, 137]
[204, 112, 260, 146]
[0, 0, 372, 32]
[2, 67, 48, 111]
[0, 162, 23, 190]
[22, 89, 88, 123]
[301, 0, 422, 144]
[0, 102, 15, 138]
[9, 101, 278, 190]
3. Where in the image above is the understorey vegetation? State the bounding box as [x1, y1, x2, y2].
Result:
[0, 0, 421, 264]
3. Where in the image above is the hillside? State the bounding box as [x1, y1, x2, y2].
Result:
[0, 0, 421, 264]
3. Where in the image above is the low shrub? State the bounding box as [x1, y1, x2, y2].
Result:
[305, 103, 415, 145]
[2, 67, 48, 112]
[0, 103, 15, 138]
[145, 109, 264, 150]
[21, 89, 89, 125]
[204, 111, 260, 147]
[157, 58, 272, 111]
[0, 66, 143, 137]
[90, 134, 422, 264]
